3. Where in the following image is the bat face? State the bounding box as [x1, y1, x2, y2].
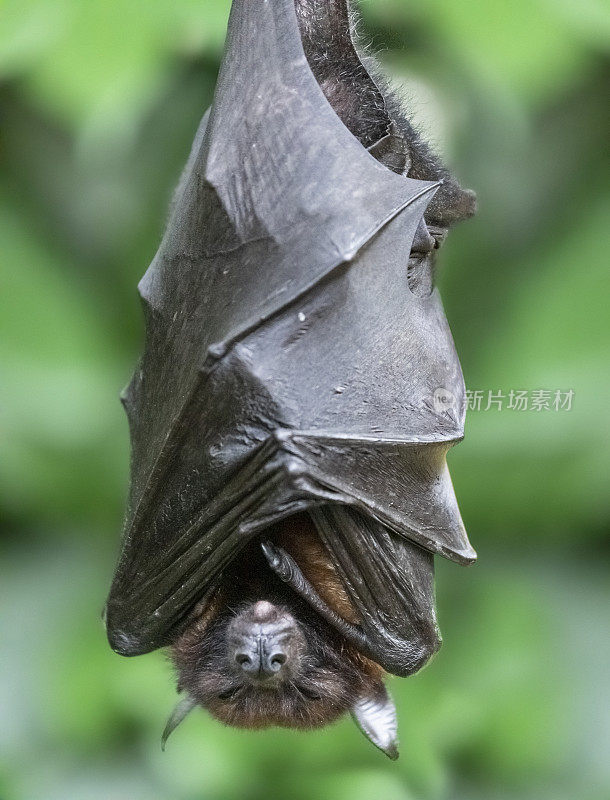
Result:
[170, 515, 390, 737]
[172, 597, 375, 730]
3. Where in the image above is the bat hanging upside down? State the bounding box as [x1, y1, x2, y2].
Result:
[105, 0, 476, 759]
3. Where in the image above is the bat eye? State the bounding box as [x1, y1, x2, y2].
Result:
[218, 687, 240, 701]
[298, 686, 322, 701]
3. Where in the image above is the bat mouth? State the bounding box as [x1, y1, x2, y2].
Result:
[172, 512, 386, 719]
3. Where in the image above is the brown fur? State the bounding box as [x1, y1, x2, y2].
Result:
[275, 515, 358, 624]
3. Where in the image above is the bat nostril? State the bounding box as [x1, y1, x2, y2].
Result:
[265, 650, 288, 674]
[235, 652, 253, 669]
[234, 646, 288, 678]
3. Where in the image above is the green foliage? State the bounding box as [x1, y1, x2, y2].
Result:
[1, 1, 608, 798]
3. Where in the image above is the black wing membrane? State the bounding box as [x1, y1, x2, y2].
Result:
[106, 0, 474, 657]
[310, 505, 440, 676]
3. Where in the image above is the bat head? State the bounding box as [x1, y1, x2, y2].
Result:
[173, 599, 371, 729]
[167, 516, 399, 758]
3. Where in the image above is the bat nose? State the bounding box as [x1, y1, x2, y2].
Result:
[234, 632, 290, 679]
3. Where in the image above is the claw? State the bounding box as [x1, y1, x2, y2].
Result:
[161, 695, 197, 751]
[261, 541, 294, 582]
[261, 539, 369, 655]
[261, 540, 280, 568]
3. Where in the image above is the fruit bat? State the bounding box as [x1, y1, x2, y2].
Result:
[105, 0, 477, 759]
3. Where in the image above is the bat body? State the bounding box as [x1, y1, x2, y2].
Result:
[105, 0, 476, 758]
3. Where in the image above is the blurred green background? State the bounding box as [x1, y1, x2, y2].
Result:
[1, 0, 608, 798]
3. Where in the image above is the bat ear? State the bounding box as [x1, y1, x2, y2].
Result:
[351, 686, 399, 760]
[161, 695, 197, 751]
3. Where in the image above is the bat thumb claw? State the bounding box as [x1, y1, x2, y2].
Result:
[261, 541, 294, 583]
[261, 540, 281, 567]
